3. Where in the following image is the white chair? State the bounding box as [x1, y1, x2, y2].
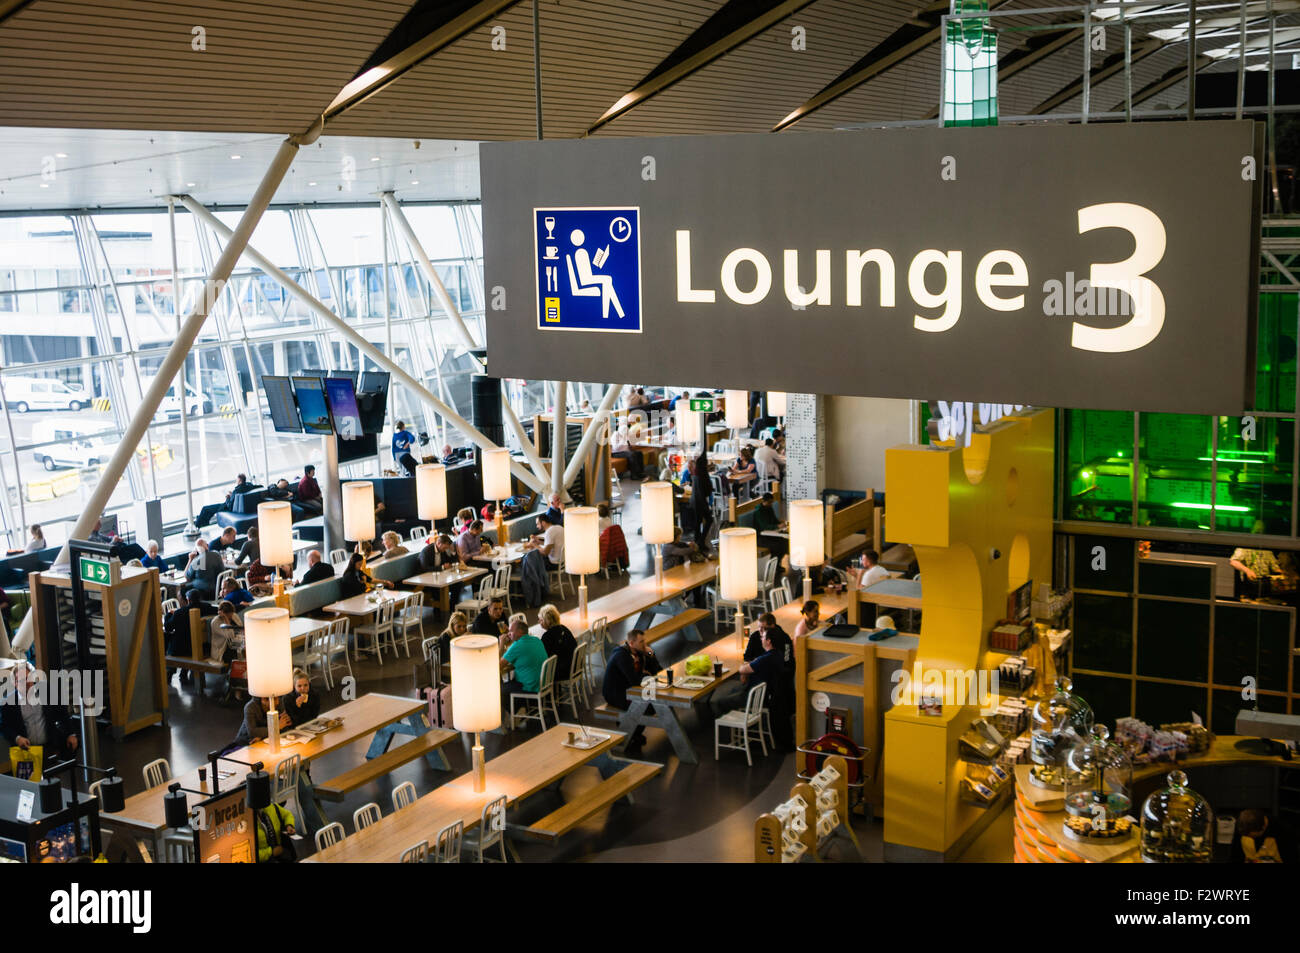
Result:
[329, 548, 348, 569]
[781, 575, 795, 605]
[555, 641, 589, 718]
[768, 586, 790, 612]
[215, 568, 234, 596]
[510, 654, 560, 731]
[487, 562, 512, 612]
[455, 576, 493, 615]
[272, 754, 302, 822]
[353, 598, 397, 664]
[294, 624, 331, 685]
[400, 840, 428, 863]
[162, 831, 195, 863]
[161, 597, 180, 616]
[353, 802, 382, 831]
[707, 570, 740, 629]
[433, 819, 463, 863]
[392, 780, 417, 812]
[715, 682, 769, 766]
[142, 758, 171, 789]
[547, 562, 571, 600]
[315, 822, 345, 852]
[88, 779, 105, 805]
[409, 525, 429, 543]
[392, 591, 424, 657]
[323, 618, 353, 689]
[713, 438, 736, 455]
[461, 794, 508, 863]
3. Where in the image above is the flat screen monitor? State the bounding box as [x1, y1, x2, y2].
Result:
[331, 369, 359, 386]
[336, 431, 378, 465]
[357, 371, 390, 435]
[262, 375, 302, 433]
[290, 376, 333, 435]
[323, 377, 364, 440]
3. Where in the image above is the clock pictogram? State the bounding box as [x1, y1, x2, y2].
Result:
[609, 216, 632, 243]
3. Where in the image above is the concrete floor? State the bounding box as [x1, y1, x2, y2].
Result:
[92, 476, 1013, 863]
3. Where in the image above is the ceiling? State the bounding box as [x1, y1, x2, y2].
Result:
[0, 0, 1290, 211]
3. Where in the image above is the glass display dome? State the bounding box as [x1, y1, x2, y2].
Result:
[1028, 676, 1094, 789]
[1062, 725, 1134, 841]
[1140, 770, 1214, 863]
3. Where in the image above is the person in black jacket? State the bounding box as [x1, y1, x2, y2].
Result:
[601, 628, 661, 756]
[338, 552, 387, 599]
[165, 591, 217, 683]
[538, 604, 577, 681]
[234, 695, 291, 747]
[691, 450, 714, 556]
[297, 550, 334, 586]
[472, 597, 507, 637]
[196, 474, 257, 527]
[419, 534, 460, 572]
[281, 669, 321, 727]
[736, 615, 795, 749]
[0, 663, 79, 763]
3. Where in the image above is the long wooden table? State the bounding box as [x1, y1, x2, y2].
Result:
[403, 567, 487, 612]
[100, 693, 444, 860]
[306, 723, 627, 863]
[560, 559, 718, 644]
[609, 591, 849, 764]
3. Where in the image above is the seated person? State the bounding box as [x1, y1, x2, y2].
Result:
[420, 534, 461, 572]
[854, 549, 890, 589]
[196, 473, 257, 528]
[544, 493, 565, 526]
[457, 520, 488, 561]
[610, 427, 644, 479]
[528, 512, 565, 567]
[601, 628, 661, 755]
[755, 437, 786, 479]
[338, 552, 392, 599]
[597, 502, 613, 533]
[0, 662, 79, 764]
[25, 523, 46, 553]
[88, 516, 147, 562]
[246, 558, 281, 597]
[1231, 542, 1284, 598]
[710, 627, 793, 747]
[297, 550, 334, 586]
[1232, 808, 1292, 863]
[281, 668, 321, 727]
[183, 539, 222, 599]
[751, 492, 786, 564]
[219, 576, 255, 608]
[726, 447, 757, 497]
[294, 464, 322, 514]
[210, 526, 240, 554]
[538, 603, 577, 679]
[235, 694, 291, 747]
[369, 531, 408, 563]
[255, 801, 298, 863]
[236, 525, 260, 565]
[265, 478, 293, 501]
[436, 611, 470, 661]
[472, 597, 508, 637]
[745, 612, 792, 663]
[500, 618, 548, 705]
[453, 507, 477, 536]
[793, 600, 821, 638]
[662, 527, 700, 570]
[142, 539, 167, 572]
[208, 600, 244, 662]
[481, 501, 497, 523]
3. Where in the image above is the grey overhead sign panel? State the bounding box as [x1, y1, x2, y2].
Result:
[482, 122, 1261, 415]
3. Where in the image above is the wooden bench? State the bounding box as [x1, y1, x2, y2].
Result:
[166, 607, 227, 689]
[592, 703, 620, 722]
[643, 607, 710, 646]
[314, 729, 455, 802]
[518, 762, 662, 843]
[825, 490, 879, 565]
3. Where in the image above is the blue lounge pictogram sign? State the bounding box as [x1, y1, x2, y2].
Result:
[534, 206, 642, 333]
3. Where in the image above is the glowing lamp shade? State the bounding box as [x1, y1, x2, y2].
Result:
[416, 463, 448, 520]
[482, 447, 512, 501]
[565, 506, 600, 575]
[676, 397, 701, 444]
[244, 608, 293, 699]
[767, 392, 787, 417]
[642, 481, 676, 545]
[342, 481, 375, 542]
[257, 501, 293, 567]
[788, 499, 825, 569]
[719, 528, 758, 602]
[451, 635, 502, 732]
[724, 390, 749, 430]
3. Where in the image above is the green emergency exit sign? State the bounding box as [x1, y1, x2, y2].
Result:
[689, 398, 714, 413]
[78, 555, 110, 584]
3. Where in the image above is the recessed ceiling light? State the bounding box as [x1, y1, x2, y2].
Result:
[186, 182, 195, 187]
[230, 154, 241, 160]
[411, 180, 419, 185]
[39, 183, 48, 188]
[370, 156, 380, 162]
[308, 181, 317, 186]
[55, 152, 67, 158]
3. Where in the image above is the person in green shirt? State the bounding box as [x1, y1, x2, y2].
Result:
[501, 618, 548, 701]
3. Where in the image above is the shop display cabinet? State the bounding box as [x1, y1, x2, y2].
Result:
[1062, 725, 1134, 841]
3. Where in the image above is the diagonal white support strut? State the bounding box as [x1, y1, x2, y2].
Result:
[551, 381, 567, 501]
[178, 196, 546, 496]
[380, 191, 481, 353]
[501, 380, 551, 486]
[5, 130, 310, 657]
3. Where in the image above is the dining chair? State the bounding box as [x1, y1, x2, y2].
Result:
[509, 654, 559, 731]
[460, 795, 508, 863]
[433, 820, 464, 863]
[142, 758, 171, 789]
[714, 682, 769, 766]
[315, 822, 345, 852]
[353, 802, 382, 831]
[391, 780, 417, 812]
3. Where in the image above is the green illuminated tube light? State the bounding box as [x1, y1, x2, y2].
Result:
[1169, 502, 1252, 512]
